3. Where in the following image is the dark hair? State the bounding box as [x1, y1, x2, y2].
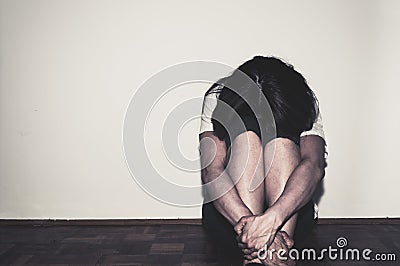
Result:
[207, 56, 318, 142]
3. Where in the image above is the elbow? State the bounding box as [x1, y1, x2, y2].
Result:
[201, 167, 225, 184]
[201, 169, 210, 184]
[318, 156, 327, 180]
[303, 158, 326, 182]
[315, 165, 325, 181]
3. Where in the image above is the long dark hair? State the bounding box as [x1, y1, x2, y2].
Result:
[207, 56, 318, 142]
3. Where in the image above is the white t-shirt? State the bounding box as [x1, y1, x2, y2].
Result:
[198, 88, 326, 219]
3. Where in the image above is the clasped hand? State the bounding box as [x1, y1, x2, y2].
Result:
[234, 210, 295, 264]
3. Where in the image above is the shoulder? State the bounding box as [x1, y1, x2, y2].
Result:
[300, 103, 326, 141]
[202, 85, 221, 110]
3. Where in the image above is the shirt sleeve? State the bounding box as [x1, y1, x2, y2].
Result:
[199, 92, 218, 134]
[300, 105, 325, 140]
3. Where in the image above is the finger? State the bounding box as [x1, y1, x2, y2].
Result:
[241, 247, 256, 255]
[276, 241, 287, 254]
[277, 230, 292, 249]
[238, 242, 247, 249]
[234, 224, 244, 235]
[241, 248, 250, 255]
[253, 236, 270, 250]
[246, 238, 259, 249]
[244, 251, 259, 260]
[271, 242, 290, 265]
[236, 233, 249, 245]
[279, 231, 294, 249]
[233, 217, 247, 234]
[272, 234, 288, 252]
[267, 248, 281, 265]
[258, 250, 276, 265]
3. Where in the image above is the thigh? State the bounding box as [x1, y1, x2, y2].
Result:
[262, 137, 317, 242]
[263, 138, 301, 206]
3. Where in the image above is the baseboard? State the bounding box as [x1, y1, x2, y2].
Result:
[0, 218, 399, 226]
[317, 218, 400, 224]
[0, 219, 201, 226]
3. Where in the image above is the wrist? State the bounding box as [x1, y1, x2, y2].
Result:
[263, 203, 288, 228]
[236, 206, 252, 220]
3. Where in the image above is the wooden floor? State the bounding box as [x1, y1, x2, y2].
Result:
[0, 223, 398, 265]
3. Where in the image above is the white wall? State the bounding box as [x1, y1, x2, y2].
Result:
[0, 0, 399, 219]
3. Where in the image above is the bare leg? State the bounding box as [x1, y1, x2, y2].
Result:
[226, 131, 265, 264]
[226, 131, 265, 216]
[263, 138, 301, 237]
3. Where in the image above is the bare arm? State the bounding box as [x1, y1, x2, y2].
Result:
[199, 131, 252, 225]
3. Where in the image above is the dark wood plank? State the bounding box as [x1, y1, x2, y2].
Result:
[0, 223, 398, 265]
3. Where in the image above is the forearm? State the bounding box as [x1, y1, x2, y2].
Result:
[269, 159, 324, 225]
[203, 171, 252, 225]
